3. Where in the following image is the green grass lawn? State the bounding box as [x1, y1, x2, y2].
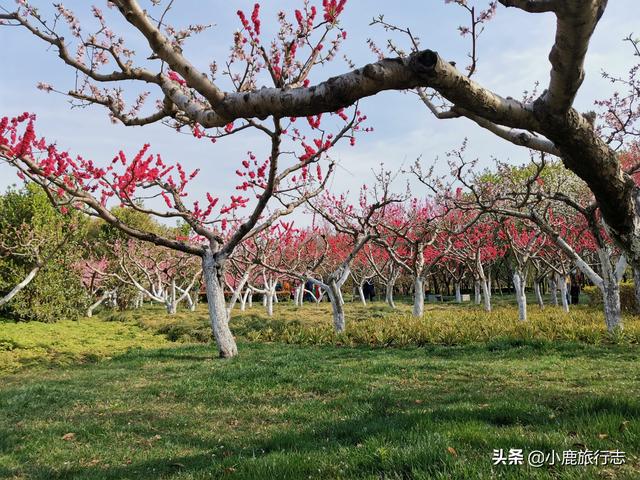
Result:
[1, 302, 639, 479]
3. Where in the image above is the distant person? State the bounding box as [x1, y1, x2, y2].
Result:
[367, 280, 376, 301]
[304, 280, 314, 301]
[570, 279, 580, 305]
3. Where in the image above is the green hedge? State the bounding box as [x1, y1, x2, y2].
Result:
[583, 283, 638, 312]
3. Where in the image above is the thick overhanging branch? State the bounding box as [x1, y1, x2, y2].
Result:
[181, 49, 540, 129]
[543, 1, 607, 113]
[500, 0, 606, 114]
[111, 0, 225, 107]
[499, 0, 560, 13]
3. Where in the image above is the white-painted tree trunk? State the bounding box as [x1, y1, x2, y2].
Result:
[240, 288, 249, 311]
[264, 291, 273, 317]
[534, 281, 544, 310]
[357, 283, 366, 306]
[413, 276, 424, 317]
[86, 290, 111, 317]
[385, 282, 396, 308]
[202, 250, 238, 358]
[513, 272, 527, 321]
[602, 280, 622, 332]
[328, 281, 345, 333]
[549, 277, 558, 306]
[455, 282, 462, 303]
[474, 281, 481, 304]
[597, 251, 624, 331]
[0, 264, 41, 308]
[481, 279, 492, 312]
[557, 274, 569, 312]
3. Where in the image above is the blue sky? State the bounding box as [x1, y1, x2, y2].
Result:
[0, 0, 637, 218]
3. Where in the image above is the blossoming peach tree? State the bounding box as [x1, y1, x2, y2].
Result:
[2, 0, 638, 270]
[0, 3, 366, 357]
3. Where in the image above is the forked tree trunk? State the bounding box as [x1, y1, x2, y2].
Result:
[513, 271, 527, 321]
[240, 288, 249, 311]
[413, 276, 424, 317]
[384, 269, 399, 309]
[86, 290, 111, 317]
[385, 282, 396, 308]
[202, 250, 238, 358]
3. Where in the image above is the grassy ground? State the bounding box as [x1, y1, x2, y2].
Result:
[1, 301, 639, 479]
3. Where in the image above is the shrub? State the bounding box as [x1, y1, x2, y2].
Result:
[584, 283, 638, 312]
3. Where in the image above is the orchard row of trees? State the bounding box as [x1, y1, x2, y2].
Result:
[1, 0, 640, 358]
[2, 151, 638, 343]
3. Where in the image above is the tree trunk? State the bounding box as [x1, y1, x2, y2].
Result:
[202, 250, 238, 358]
[557, 274, 569, 312]
[328, 281, 345, 333]
[240, 288, 249, 311]
[455, 282, 462, 303]
[534, 281, 544, 310]
[413, 276, 424, 317]
[549, 276, 558, 306]
[385, 270, 399, 309]
[602, 280, 623, 332]
[86, 290, 111, 318]
[266, 289, 274, 317]
[474, 281, 481, 304]
[481, 279, 492, 312]
[0, 264, 41, 308]
[358, 283, 366, 306]
[513, 272, 527, 321]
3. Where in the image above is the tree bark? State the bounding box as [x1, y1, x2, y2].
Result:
[413, 276, 424, 317]
[202, 249, 238, 358]
[455, 282, 462, 303]
[328, 281, 345, 333]
[0, 264, 41, 308]
[357, 283, 367, 306]
[557, 274, 570, 313]
[549, 276, 558, 306]
[86, 290, 111, 318]
[602, 280, 623, 332]
[513, 271, 527, 321]
[266, 288, 274, 317]
[481, 279, 492, 312]
[534, 280, 544, 310]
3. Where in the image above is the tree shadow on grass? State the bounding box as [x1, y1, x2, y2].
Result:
[1, 342, 638, 479]
[7, 390, 637, 480]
